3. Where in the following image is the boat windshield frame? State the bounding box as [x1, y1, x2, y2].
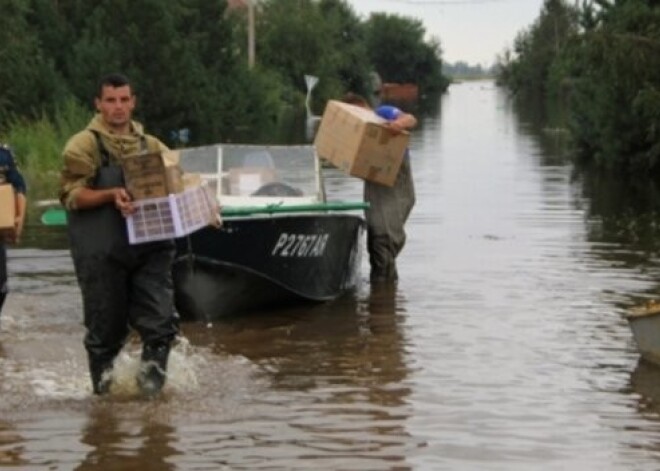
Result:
[178, 144, 324, 207]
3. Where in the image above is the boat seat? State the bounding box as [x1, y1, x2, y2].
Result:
[251, 182, 303, 197]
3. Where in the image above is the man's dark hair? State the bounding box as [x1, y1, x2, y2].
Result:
[96, 73, 132, 98]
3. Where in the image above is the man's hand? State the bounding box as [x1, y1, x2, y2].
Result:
[4, 214, 24, 245]
[384, 120, 407, 134]
[13, 214, 24, 243]
[114, 188, 135, 217]
[209, 201, 222, 228]
[384, 112, 417, 134]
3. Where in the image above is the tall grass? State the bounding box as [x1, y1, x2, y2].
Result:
[2, 98, 92, 202]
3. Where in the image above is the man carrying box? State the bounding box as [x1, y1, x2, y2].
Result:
[60, 73, 178, 397]
[341, 93, 417, 283]
[0, 144, 27, 318]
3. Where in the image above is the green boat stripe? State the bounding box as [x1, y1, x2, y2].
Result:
[40, 202, 369, 226]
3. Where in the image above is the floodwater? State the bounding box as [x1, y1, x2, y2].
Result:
[3, 80, 660, 470]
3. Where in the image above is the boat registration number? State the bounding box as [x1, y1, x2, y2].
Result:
[272, 233, 329, 257]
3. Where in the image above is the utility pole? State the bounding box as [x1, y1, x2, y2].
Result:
[247, 0, 255, 69]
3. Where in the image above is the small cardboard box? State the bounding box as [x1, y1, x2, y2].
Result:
[228, 167, 277, 195]
[182, 172, 202, 189]
[0, 184, 15, 230]
[122, 150, 183, 200]
[126, 181, 219, 245]
[314, 100, 409, 187]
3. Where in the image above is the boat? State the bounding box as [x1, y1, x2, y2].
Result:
[42, 144, 367, 321]
[174, 143, 366, 320]
[626, 301, 660, 365]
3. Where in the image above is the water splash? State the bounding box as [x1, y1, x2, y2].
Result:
[100, 336, 206, 398]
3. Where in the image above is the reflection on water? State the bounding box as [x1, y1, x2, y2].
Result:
[5, 81, 660, 468]
[175, 284, 415, 468]
[630, 359, 660, 415]
[625, 360, 660, 456]
[75, 407, 178, 471]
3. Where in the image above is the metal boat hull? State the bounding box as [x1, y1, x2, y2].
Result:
[173, 213, 364, 320]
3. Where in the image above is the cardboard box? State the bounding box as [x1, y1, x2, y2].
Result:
[228, 167, 277, 195]
[126, 181, 219, 245]
[183, 172, 202, 189]
[314, 100, 409, 187]
[122, 150, 183, 200]
[0, 184, 15, 230]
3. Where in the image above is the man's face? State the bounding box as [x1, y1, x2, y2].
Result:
[95, 85, 136, 130]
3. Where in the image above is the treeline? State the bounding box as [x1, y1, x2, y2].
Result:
[443, 62, 495, 80]
[496, 0, 660, 176]
[0, 0, 448, 151]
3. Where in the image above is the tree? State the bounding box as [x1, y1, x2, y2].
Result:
[496, 0, 579, 95]
[257, 0, 343, 104]
[0, 0, 65, 127]
[559, 0, 660, 173]
[364, 13, 448, 93]
[318, 0, 372, 98]
[0, 0, 451, 145]
[52, 0, 284, 144]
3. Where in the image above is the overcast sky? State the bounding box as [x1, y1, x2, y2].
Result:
[347, 0, 546, 66]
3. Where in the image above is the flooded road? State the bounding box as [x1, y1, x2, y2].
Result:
[3, 80, 660, 470]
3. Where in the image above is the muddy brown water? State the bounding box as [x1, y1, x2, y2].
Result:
[3, 81, 660, 470]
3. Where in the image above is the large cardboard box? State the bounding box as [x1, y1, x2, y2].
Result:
[122, 150, 183, 200]
[314, 100, 409, 187]
[126, 181, 218, 245]
[0, 184, 15, 230]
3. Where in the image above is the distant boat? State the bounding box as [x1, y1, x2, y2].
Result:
[380, 83, 419, 102]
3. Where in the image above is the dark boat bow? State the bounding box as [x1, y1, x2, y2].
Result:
[174, 210, 364, 321]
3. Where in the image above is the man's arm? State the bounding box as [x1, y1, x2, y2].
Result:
[60, 132, 131, 212]
[73, 187, 135, 216]
[387, 112, 417, 133]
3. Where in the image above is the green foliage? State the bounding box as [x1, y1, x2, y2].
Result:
[60, 0, 244, 143]
[559, 0, 660, 173]
[0, 0, 69, 124]
[255, 0, 371, 110]
[496, 0, 579, 95]
[318, 0, 373, 98]
[634, 85, 660, 166]
[497, 0, 660, 175]
[2, 98, 92, 199]
[364, 13, 448, 93]
[0, 0, 449, 159]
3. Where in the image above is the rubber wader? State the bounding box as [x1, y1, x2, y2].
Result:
[67, 134, 176, 395]
[364, 156, 415, 282]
